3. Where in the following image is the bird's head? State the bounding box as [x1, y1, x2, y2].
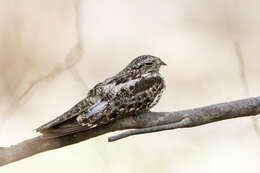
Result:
[122, 55, 166, 75]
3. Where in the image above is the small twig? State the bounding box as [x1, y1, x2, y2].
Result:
[108, 117, 191, 142]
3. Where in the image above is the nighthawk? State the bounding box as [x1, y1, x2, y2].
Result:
[36, 55, 166, 137]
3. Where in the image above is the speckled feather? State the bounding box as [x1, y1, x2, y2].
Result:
[36, 55, 166, 137]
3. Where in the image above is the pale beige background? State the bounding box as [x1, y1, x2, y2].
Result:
[0, 0, 260, 172]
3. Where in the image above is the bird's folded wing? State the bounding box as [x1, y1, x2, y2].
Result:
[35, 98, 90, 132]
[38, 118, 92, 138]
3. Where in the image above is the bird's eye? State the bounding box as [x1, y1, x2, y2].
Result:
[145, 62, 153, 66]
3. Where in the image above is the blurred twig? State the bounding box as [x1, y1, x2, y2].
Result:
[9, 0, 86, 110]
[67, 0, 87, 89]
[9, 57, 82, 110]
[234, 41, 249, 94]
[234, 41, 260, 137]
[0, 96, 260, 166]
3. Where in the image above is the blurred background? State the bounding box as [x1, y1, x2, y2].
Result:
[0, 0, 260, 172]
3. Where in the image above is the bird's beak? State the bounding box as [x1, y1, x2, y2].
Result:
[160, 60, 167, 66]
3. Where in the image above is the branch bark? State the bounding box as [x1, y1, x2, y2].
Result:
[1, 96, 260, 167]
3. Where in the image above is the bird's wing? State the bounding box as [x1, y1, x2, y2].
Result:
[40, 100, 110, 138]
[35, 98, 92, 132]
[35, 81, 106, 133]
[36, 74, 130, 136]
[107, 72, 165, 114]
[36, 117, 89, 138]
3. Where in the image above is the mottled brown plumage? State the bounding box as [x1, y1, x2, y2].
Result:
[36, 55, 166, 137]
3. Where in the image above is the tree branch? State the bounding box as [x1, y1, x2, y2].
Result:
[1, 96, 260, 166]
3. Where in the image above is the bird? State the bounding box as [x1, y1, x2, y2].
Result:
[36, 55, 166, 137]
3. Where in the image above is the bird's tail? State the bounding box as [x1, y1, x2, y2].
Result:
[39, 101, 111, 138]
[39, 118, 93, 138]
